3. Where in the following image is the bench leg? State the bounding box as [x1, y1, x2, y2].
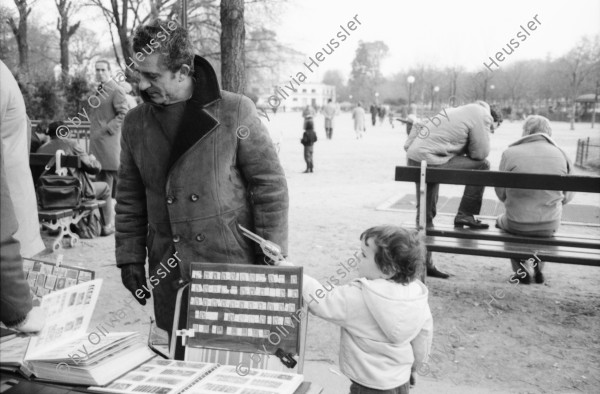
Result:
[41, 217, 80, 250]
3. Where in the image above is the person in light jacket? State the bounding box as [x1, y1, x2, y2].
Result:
[279, 226, 433, 393]
[404, 101, 502, 279]
[495, 115, 573, 284]
[0, 60, 45, 257]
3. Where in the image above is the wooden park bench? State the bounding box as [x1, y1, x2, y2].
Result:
[395, 161, 600, 270]
[30, 152, 105, 251]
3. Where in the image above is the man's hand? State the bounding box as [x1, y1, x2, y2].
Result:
[15, 307, 46, 333]
[121, 264, 150, 305]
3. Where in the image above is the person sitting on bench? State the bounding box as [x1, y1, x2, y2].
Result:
[36, 121, 114, 236]
[404, 101, 502, 278]
[495, 115, 573, 284]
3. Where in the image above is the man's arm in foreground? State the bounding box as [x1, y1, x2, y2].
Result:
[236, 95, 289, 261]
[115, 115, 150, 303]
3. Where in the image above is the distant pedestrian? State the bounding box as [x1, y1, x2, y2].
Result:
[370, 104, 378, 126]
[300, 115, 317, 173]
[89, 59, 129, 234]
[322, 99, 338, 139]
[378, 105, 387, 125]
[302, 105, 315, 129]
[352, 102, 366, 139]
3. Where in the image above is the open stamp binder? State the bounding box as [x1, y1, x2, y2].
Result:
[170, 263, 309, 375]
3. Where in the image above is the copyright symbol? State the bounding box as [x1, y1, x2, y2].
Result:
[446, 95, 462, 108]
[417, 125, 430, 139]
[416, 362, 430, 376]
[236, 125, 250, 139]
[56, 362, 71, 374]
[236, 362, 250, 376]
[56, 125, 70, 139]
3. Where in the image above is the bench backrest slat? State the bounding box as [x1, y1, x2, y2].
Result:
[395, 166, 600, 193]
[30, 153, 82, 168]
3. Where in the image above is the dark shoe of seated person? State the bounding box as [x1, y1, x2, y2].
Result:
[427, 265, 450, 279]
[534, 271, 545, 284]
[454, 216, 489, 229]
[101, 224, 115, 236]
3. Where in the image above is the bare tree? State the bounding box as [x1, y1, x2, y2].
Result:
[6, 0, 36, 81]
[55, 0, 81, 81]
[69, 26, 101, 73]
[220, 0, 245, 93]
[558, 36, 600, 130]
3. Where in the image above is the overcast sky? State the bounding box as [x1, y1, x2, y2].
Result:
[25, 0, 600, 82]
[274, 0, 600, 81]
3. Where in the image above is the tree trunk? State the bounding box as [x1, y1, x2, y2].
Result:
[220, 0, 245, 93]
[9, 0, 31, 82]
[56, 0, 80, 83]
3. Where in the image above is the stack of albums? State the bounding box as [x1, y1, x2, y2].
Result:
[21, 259, 95, 298]
[91, 359, 304, 394]
[0, 279, 154, 385]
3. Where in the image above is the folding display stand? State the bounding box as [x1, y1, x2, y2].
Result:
[168, 276, 309, 375]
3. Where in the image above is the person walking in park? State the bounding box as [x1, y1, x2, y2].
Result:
[352, 102, 366, 139]
[115, 20, 289, 344]
[89, 59, 129, 235]
[301, 115, 317, 173]
[404, 101, 502, 278]
[322, 98, 338, 139]
[370, 104, 378, 126]
[495, 115, 573, 285]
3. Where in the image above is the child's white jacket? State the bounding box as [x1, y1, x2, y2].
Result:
[303, 276, 433, 390]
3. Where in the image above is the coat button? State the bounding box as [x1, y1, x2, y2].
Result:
[190, 194, 199, 202]
[166, 196, 175, 204]
[173, 234, 180, 243]
[195, 233, 205, 242]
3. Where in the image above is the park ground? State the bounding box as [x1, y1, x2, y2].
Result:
[36, 109, 600, 393]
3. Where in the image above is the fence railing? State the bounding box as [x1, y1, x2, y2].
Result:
[575, 137, 600, 169]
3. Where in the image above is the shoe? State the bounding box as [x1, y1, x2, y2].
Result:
[509, 272, 531, 284]
[303, 169, 309, 173]
[454, 216, 489, 229]
[101, 225, 115, 236]
[534, 270, 545, 284]
[427, 266, 450, 279]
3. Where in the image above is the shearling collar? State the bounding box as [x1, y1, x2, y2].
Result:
[140, 55, 222, 107]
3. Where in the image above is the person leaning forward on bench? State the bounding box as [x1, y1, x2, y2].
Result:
[404, 101, 502, 278]
[495, 116, 574, 285]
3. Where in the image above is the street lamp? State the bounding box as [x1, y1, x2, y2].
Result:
[432, 85, 439, 110]
[407, 75, 415, 114]
[375, 92, 379, 105]
[490, 85, 495, 104]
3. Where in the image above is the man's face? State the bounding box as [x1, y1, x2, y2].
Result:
[135, 54, 183, 105]
[95, 62, 111, 83]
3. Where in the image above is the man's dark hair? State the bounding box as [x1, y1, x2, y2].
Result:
[132, 19, 194, 73]
[360, 226, 425, 285]
[95, 59, 111, 70]
[46, 121, 65, 138]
